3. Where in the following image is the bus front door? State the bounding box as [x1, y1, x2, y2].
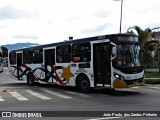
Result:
[93, 43, 111, 86]
[44, 49, 55, 82]
[16, 52, 22, 80]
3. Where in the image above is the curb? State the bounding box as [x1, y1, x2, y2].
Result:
[145, 78, 160, 79]
[144, 78, 160, 84]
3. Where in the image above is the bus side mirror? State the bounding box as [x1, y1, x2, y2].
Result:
[111, 46, 117, 60]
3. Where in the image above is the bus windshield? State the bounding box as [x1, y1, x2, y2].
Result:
[115, 44, 142, 67]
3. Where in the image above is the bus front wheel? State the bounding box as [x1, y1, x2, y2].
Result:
[77, 77, 91, 92]
[27, 72, 35, 86]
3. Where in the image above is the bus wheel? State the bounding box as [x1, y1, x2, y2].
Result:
[27, 72, 34, 86]
[77, 77, 91, 92]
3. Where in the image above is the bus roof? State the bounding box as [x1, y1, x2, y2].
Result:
[9, 33, 138, 52]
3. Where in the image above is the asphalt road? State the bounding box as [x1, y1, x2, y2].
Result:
[0, 67, 160, 120]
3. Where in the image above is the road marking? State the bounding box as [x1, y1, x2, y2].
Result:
[137, 87, 160, 93]
[40, 88, 72, 99]
[85, 117, 122, 120]
[149, 87, 160, 90]
[66, 91, 90, 97]
[25, 89, 51, 100]
[0, 87, 22, 89]
[131, 87, 139, 88]
[0, 96, 4, 101]
[9, 91, 28, 101]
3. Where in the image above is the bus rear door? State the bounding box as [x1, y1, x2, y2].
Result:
[44, 49, 55, 82]
[16, 52, 22, 80]
[93, 43, 111, 86]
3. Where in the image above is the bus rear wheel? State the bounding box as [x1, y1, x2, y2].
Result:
[27, 72, 35, 86]
[77, 77, 91, 92]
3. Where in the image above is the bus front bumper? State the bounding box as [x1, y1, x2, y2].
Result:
[113, 78, 144, 88]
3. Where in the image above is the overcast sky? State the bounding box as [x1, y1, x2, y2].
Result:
[0, 0, 159, 45]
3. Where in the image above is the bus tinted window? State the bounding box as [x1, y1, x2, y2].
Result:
[9, 52, 16, 64]
[72, 42, 91, 62]
[56, 45, 71, 63]
[23, 50, 32, 64]
[33, 49, 43, 63]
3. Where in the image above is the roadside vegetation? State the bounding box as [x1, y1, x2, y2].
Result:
[144, 71, 160, 77]
[144, 71, 160, 84]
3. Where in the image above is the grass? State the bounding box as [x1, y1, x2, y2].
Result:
[145, 79, 160, 84]
[144, 71, 160, 84]
[144, 71, 160, 77]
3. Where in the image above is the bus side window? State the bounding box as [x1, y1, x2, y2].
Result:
[56, 45, 71, 63]
[72, 42, 91, 62]
[23, 50, 33, 64]
[33, 49, 43, 63]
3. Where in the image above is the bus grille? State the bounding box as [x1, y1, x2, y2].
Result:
[125, 77, 143, 85]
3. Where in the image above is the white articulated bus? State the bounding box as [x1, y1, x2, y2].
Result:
[0, 47, 3, 73]
[8, 33, 144, 92]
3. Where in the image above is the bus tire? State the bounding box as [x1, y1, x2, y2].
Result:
[27, 72, 34, 86]
[77, 77, 91, 93]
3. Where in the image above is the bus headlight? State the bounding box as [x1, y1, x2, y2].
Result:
[114, 73, 120, 79]
[114, 73, 125, 81]
[115, 74, 120, 79]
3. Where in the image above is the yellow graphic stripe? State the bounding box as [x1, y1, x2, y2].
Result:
[113, 79, 144, 88]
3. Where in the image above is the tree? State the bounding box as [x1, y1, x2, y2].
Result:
[128, 25, 151, 44]
[1, 46, 8, 57]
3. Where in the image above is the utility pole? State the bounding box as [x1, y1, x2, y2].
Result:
[113, 0, 123, 33]
[119, 0, 123, 33]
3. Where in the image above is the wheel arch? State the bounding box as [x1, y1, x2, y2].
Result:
[75, 73, 89, 87]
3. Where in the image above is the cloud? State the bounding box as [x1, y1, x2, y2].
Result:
[81, 23, 110, 34]
[95, 11, 110, 18]
[0, 6, 30, 20]
[12, 35, 39, 40]
[0, 0, 160, 45]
